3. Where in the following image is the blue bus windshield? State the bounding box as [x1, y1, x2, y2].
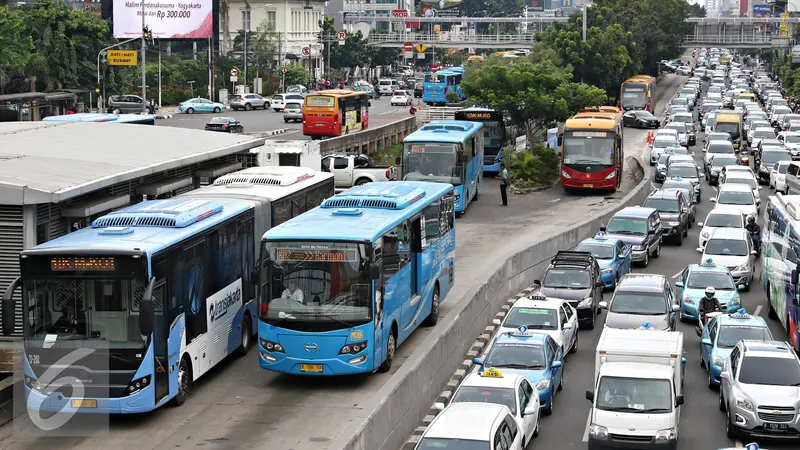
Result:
[402, 142, 462, 185]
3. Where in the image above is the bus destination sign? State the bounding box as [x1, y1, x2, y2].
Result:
[623, 87, 645, 92]
[276, 248, 357, 262]
[570, 131, 608, 138]
[50, 257, 116, 271]
[462, 112, 492, 119]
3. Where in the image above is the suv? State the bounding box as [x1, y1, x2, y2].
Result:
[643, 190, 690, 245]
[230, 93, 268, 111]
[719, 340, 800, 441]
[107, 94, 156, 114]
[599, 274, 679, 331]
[602, 207, 663, 267]
[534, 251, 604, 329]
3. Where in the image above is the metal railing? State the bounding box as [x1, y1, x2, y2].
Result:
[682, 34, 773, 43]
[346, 15, 569, 23]
[686, 16, 800, 23]
[367, 33, 536, 46]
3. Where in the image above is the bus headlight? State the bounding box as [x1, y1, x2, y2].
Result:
[604, 172, 615, 180]
[561, 170, 572, 179]
[123, 375, 151, 396]
[260, 339, 284, 353]
[340, 342, 367, 355]
[25, 376, 44, 392]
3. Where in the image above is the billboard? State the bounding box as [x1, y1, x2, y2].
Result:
[113, 0, 213, 39]
[420, 0, 462, 17]
[752, 3, 770, 15]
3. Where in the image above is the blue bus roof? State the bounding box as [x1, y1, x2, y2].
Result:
[404, 120, 484, 143]
[42, 113, 155, 123]
[27, 198, 253, 256]
[263, 181, 454, 243]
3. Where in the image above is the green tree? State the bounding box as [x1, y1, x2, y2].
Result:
[0, 6, 34, 92]
[462, 58, 607, 144]
[318, 16, 369, 73]
[283, 63, 311, 87]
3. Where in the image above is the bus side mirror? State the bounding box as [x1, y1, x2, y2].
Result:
[139, 277, 155, 337]
[369, 263, 381, 280]
[395, 155, 402, 165]
[557, 135, 563, 146]
[793, 269, 799, 286]
[2, 276, 20, 336]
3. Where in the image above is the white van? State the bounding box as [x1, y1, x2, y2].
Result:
[377, 78, 400, 95]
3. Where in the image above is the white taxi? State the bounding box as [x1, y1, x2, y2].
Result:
[415, 402, 524, 450]
[492, 294, 578, 354]
[390, 90, 412, 106]
[437, 368, 541, 447]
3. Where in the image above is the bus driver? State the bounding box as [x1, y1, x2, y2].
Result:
[281, 282, 304, 304]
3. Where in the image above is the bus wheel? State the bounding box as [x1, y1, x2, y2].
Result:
[423, 286, 440, 327]
[473, 184, 480, 201]
[236, 314, 252, 357]
[171, 358, 191, 407]
[378, 328, 396, 373]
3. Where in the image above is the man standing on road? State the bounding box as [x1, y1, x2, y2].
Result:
[498, 163, 509, 206]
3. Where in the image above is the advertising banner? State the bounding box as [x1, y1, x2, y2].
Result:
[420, 0, 462, 17]
[113, 0, 213, 39]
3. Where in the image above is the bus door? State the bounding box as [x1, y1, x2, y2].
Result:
[401, 215, 422, 333]
[151, 260, 170, 403]
[338, 97, 346, 134]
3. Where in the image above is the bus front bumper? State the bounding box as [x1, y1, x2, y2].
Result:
[561, 177, 616, 190]
[25, 383, 156, 414]
[259, 350, 372, 375]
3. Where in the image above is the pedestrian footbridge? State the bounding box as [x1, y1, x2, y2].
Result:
[366, 32, 536, 49]
[682, 17, 799, 48]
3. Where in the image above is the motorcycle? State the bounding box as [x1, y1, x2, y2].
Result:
[750, 231, 761, 258]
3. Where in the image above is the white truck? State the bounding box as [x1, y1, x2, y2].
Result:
[585, 328, 685, 450]
[321, 154, 397, 191]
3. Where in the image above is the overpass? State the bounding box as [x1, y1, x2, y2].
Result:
[681, 17, 800, 48]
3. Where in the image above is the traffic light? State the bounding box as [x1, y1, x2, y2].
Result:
[142, 26, 154, 45]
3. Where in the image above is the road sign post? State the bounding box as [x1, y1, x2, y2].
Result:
[302, 46, 311, 57]
[337, 30, 347, 46]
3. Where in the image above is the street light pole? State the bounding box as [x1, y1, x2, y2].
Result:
[242, 6, 251, 91]
[582, 4, 587, 41]
[97, 37, 139, 111]
[141, 0, 147, 113]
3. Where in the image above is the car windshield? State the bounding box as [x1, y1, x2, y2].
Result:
[666, 166, 697, 178]
[595, 376, 672, 413]
[503, 307, 558, 330]
[667, 124, 687, 133]
[705, 213, 742, 228]
[418, 439, 490, 450]
[543, 268, 591, 289]
[484, 343, 546, 370]
[658, 154, 670, 165]
[726, 177, 757, 189]
[708, 144, 734, 154]
[687, 270, 736, 289]
[607, 217, 647, 235]
[674, 115, 692, 124]
[673, 98, 687, 105]
[762, 152, 792, 166]
[637, 111, 656, 119]
[707, 133, 730, 142]
[703, 104, 720, 112]
[610, 293, 668, 314]
[643, 198, 679, 213]
[662, 181, 692, 192]
[738, 356, 800, 386]
[451, 386, 517, 414]
[717, 326, 771, 348]
[654, 138, 677, 148]
[712, 157, 739, 168]
[705, 238, 749, 256]
[754, 130, 775, 139]
[575, 243, 614, 259]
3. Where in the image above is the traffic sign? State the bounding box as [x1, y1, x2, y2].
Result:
[336, 30, 347, 41]
[107, 50, 138, 66]
[281, 66, 287, 74]
[404, 42, 414, 52]
[230, 68, 239, 77]
[230, 76, 238, 82]
[416, 43, 427, 53]
[302, 46, 311, 56]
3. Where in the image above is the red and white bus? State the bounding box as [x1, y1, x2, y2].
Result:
[559, 108, 624, 192]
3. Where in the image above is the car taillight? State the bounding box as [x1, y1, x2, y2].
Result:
[334, 114, 339, 124]
[260, 301, 268, 316]
[222, 125, 228, 130]
[386, 169, 391, 179]
[204, 125, 209, 129]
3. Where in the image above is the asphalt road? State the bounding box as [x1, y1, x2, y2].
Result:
[526, 91, 797, 449]
[159, 95, 415, 138]
[0, 76, 685, 450]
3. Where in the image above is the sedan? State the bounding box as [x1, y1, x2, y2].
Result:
[179, 98, 224, 114]
[697, 209, 745, 250]
[282, 101, 303, 123]
[204, 117, 243, 133]
[622, 110, 660, 128]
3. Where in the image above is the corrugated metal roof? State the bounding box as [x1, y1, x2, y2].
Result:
[0, 122, 266, 205]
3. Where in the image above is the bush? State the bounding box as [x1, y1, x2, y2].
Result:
[505, 144, 560, 189]
[445, 92, 461, 103]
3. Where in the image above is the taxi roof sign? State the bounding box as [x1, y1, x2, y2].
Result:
[595, 231, 607, 240]
[638, 322, 656, 330]
[701, 258, 715, 266]
[530, 293, 547, 301]
[730, 308, 751, 319]
[745, 443, 759, 450]
[481, 367, 504, 378]
[509, 325, 537, 337]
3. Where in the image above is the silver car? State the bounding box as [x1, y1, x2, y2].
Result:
[719, 340, 800, 441]
[599, 273, 679, 330]
[230, 93, 268, 111]
[283, 101, 303, 123]
[698, 228, 756, 289]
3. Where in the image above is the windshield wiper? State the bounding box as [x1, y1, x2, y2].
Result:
[607, 230, 637, 235]
[292, 312, 355, 328]
[636, 408, 671, 413]
[523, 324, 554, 330]
[599, 406, 645, 413]
[492, 363, 542, 369]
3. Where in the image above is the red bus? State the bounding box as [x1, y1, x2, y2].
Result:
[559, 109, 624, 192]
[303, 90, 369, 140]
[618, 75, 656, 112]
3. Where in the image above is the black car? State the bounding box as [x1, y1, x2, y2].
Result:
[205, 117, 243, 133]
[643, 190, 690, 245]
[533, 251, 604, 330]
[622, 110, 660, 128]
[601, 207, 663, 268]
[705, 153, 740, 185]
[413, 82, 423, 98]
[758, 149, 792, 183]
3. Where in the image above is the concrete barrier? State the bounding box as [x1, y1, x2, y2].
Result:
[331, 154, 654, 450]
[320, 117, 417, 157]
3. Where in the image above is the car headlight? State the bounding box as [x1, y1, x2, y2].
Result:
[600, 267, 613, 274]
[577, 297, 594, 308]
[736, 396, 754, 411]
[561, 170, 572, 179]
[713, 356, 724, 367]
[734, 264, 749, 272]
[655, 428, 677, 441]
[535, 378, 551, 390]
[589, 424, 608, 438]
[683, 295, 694, 305]
[632, 245, 644, 251]
[667, 221, 680, 226]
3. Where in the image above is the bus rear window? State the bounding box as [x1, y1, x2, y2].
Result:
[306, 96, 335, 108]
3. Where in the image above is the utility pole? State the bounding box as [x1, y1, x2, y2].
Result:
[318, 33, 338, 80]
[141, 0, 147, 113]
[242, 6, 251, 91]
[158, 38, 162, 108]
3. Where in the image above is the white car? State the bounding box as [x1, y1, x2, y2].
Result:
[390, 90, 412, 106]
[270, 93, 305, 112]
[492, 295, 578, 354]
[440, 369, 541, 446]
[719, 164, 756, 181]
[650, 134, 680, 165]
[697, 228, 756, 289]
[697, 209, 745, 249]
[416, 403, 524, 450]
[777, 131, 800, 158]
[749, 127, 776, 149]
[770, 160, 791, 193]
[677, 66, 692, 75]
[720, 172, 761, 206]
[710, 183, 759, 223]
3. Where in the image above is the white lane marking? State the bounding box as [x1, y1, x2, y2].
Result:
[582, 409, 591, 442]
[754, 304, 763, 316]
[671, 270, 682, 279]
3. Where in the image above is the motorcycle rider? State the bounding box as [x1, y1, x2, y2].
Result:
[698, 287, 722, 325]
[745, 216, 761, 256]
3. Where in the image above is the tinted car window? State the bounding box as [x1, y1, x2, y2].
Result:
[738, 356, 800, 385]
[610, 293, 667, 314]
[705, 238, 749, 256]
[643, 198, 679, 213]
[451, 386, 517, 414]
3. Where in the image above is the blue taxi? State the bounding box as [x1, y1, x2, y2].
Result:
[699, 308, 773, 387]
[675, 259, 745, 322]
[654, 146, 685, 183]
[575, 233, 632, 289]
[473, 327, 563, 415]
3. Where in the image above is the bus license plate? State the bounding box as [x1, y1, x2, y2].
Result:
[583, 184, 593, 188]
[71, 399, 97, 408]
[300, 364, 323, 373]
[765, 422, 788, 431]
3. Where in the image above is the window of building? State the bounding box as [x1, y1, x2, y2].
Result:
[265, 10, 277, 30]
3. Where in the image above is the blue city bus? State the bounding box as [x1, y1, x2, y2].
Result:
[42, 113, 156, 125]
[1, 166, 334, 413]
[423, 69, 465, 105]
[454, 108, 506, 172]
[257, 181, 456, 375]
[402, 120, 484, 213]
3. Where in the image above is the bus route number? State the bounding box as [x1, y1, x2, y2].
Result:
[28, 354, 40, 365]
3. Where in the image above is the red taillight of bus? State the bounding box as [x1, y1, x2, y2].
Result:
[260, 301, 268, 316]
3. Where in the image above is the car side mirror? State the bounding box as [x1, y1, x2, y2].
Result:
[492, 318, 501, 326]
[139, 277, 156, 337]
[533, 279, 542, 287]
[710, 198, 717, 202]
[671, 304, 681, 312]
[697, 222, 704, 227]
[472, 357, 483, 365]
[648, 229, 655, 235]
[585, 390, 594, 402]
[751, 250, 758, 255]
[434, 402, 446, 411]
[563, 323, 573, 330]
[598, 301, 608, 309]
[676, 395, 685, 407]
[551, 361, 563, 368]
[523, 404, 537, 416]
[675, 280, 684, 287]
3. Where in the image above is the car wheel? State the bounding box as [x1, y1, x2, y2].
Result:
[186, 107, 194, 114]
[682, 225, 688, 238]
[213, 107, 221, 113]
[570, 332, 578, 353]
[112, 108, 121, 114]
[726, 410, 737, 439]
[708, 368, 716, 389]
[557, 372, 563, 391]
[544, 392, 554, 416]
[719, 387, 727, 412]
[284, 119, 289, 123]
[244, 103, 251, 111]
[653, 242, 661, 258]
[641, 249, 649, 267]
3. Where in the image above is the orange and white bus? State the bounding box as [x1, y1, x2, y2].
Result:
[303, 90, 369, 140]
[618, 75, 656, 112]
[559, 107, 624, 192]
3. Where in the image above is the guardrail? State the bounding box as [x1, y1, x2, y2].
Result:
[320, 117, 417, 157]
[367, 33, 536, 48]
